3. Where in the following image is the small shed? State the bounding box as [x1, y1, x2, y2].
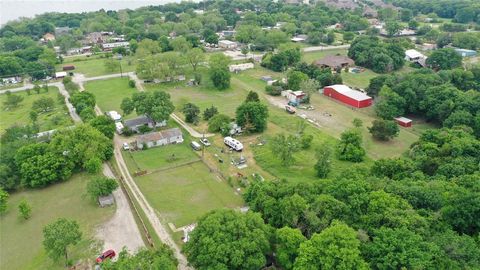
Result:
[98, 194, 115, 207]
[106, 111, 122, 122]
[55, 71, 67, 79]
[282, 90, 306, 103]
[63, 65, 75, 71]
[115, 122, 124, 134]
[229, 63, 254, 72]
[219, 40, 237, 49]
[395, 117, 412, 127]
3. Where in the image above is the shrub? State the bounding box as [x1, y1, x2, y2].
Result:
[86, 176, 118, 201]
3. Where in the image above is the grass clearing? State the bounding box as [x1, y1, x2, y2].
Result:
[59, 56, 136, 77]
[302, 48, 349, 63]
[84, 77, 137, 116]
[135, 162, 244, 227]
[0, 87, 73, 134]
[0, 173, 114, 270]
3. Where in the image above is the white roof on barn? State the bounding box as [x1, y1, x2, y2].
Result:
[395, 117, 412, 123]
[327, 84, 371, 101]
[405, 49, 425, 59]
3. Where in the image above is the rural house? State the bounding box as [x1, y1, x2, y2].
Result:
[124, 115, 166, 133]
[136, 128, 184, 149]
[313, 55, 355, 70]
[405, 49, 427, 67]
[323, 84, 372, 108]
[218, 40, 238, 49]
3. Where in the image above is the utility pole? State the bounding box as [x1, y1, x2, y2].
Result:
[117, 54, 123, 78]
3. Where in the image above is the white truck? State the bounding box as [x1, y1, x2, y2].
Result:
[224, 136, 243, 151]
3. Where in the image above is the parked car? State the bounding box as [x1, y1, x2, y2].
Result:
[200, 138, 211, 146]
[285, 105, 296, 114]
[122, 142, 130, 150]
[96, 249, 115, 263]
[191, 141, 202, 151]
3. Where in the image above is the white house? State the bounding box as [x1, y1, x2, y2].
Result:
[218, 40, 238, 49]
[405, 49, 427, 67]
[101, 41, 129, 51]
[136, 128, 184, 149]
[229, 63, 254, 72]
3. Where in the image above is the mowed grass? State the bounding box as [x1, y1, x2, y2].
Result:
[302, 48, 349, 63]
[59, 56, 136, 77]
[342, 69, 378, 89]
[135, 162, 244, 227]
[0, 87, 73, 134]
[123, 140, 200, 173]
[84, 77, 137, 116]
[0, 173, 114, 270]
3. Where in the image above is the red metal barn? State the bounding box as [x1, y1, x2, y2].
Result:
[323, 85, 372, 108]
[394, 117, 412, 127]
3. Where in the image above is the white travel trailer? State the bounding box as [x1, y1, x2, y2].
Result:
[224, 136, 243, 151]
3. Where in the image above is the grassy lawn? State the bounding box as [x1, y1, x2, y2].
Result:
[58, 56, 136, 77]
[135, 161, 244, 227]
[123, 140, 200, 173]
[84, 77, 137, 116]
[302, 48, 349, 63]
[342, 69, 378, 89]
[145, 68, 248, 118]
[0, 173, 114, 270]
[0, 87, 73, 134]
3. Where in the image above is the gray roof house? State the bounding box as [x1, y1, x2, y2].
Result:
[124, 115, 167, 133]
[136, 128, 184, 149]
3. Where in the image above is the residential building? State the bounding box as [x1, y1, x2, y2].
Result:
[229, 63, 254, 72]
[54, 27, 71, 37]
[136, 128, 184, 149]
[282, 90, 306, 104]
[101, 42, 129, 51]
[124, 115, 166, 133]
[218, 40, 238, 49]
[405, 49, 427, 67]
[313, 55, 355, 70]
[323, 84, 372, 108]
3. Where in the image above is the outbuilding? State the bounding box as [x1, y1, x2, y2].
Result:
[55, 71, 67, 79]
[229, 63, 254, 72]
[281, 90, 306, 104]
[106, 111, 122, 122]
[63, 65, 75, 71]
[454, 48, 477, 57]
[313, 55, 355, 70]
[115, 122, 124, 134]
[218, 40, 238, 49]
[394, 117, 412, 127]
[323, 84, 372, 108]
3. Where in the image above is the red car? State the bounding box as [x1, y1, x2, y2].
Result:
[96, 249, 115, 263]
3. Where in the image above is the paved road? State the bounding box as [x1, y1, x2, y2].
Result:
[96, 164, 145, 256]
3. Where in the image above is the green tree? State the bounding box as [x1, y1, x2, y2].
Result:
[170, 36, 192, 53]
[183, 209, 272, 270]
[315, 145, 332, 178]
[29, 110, 38, 123]
[202, 105, 218, 121]
[34, 83, 41, 94]
[287, 71, 308, 91]
[375, 85, 405, 120]
[427, 48, 462, 70]
[86, 176, 118, 201]
[121, 91, 175, 125]
[245, 90, 260, 103]
[209, 53, 231, 90]
[102, 247, 177, 270]
[185, 48, 205, 71]
[369, 119, 400, 141]
[32, 96, 55, 113]
[104, 58, 120, 72]
[43, 218, 82, 266]
[343, 32, 355, 42]
[3, 93, 24, 109]
[182, 103, 200, 124]
[270, 133, 300, 166]
[18, 151, 74, 188]
[293, 221, 368, 270]
[89, 115, 115, 139]
[208, 114, 231, 135]
[236, 101, 269, 133]
[275, 227, 306, 270]
[365, 227, 436, 269]
[18, 199, 31, 220]
[336, 129, 365, 162]
[0, 188, 8, 214]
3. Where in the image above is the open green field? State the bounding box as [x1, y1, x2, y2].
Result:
[123, 139, 200, 173]
[59, 56, 136, 77]
[0, 173, 114, 270]
[0, 87, 73, 134]
[302, 48, 349, 63]
[135, 161, 244, 227]
[85, 77, 137, 116]
[342, 69, 378, 89]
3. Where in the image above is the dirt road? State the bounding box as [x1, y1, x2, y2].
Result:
[96, 164, 145, 255]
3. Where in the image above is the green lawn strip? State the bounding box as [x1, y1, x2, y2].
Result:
[0, 87, 73, 134]
[0, 173, 114, 270]
[84, 77, 137, 117]
[301, 48, 349, 63]
[134, 161, 244, 228]
[58, 56, 136, 77]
